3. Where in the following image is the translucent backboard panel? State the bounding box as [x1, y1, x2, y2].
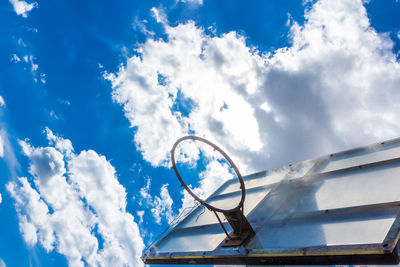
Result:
[318, 141, 400, 173]
[143, 137, 400, 265]
[314, 164, 400, 211]
[154, 224, 226, 253]
[265, 163, 400, 216]
[247, 212, 397, 249]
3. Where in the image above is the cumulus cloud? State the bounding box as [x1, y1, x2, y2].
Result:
[0, 258, 5, 267]
[106, 22, 263, 171]
[8, 0, 37, 18]
[7, 129, 144, 267]
[108, 0, 400, 176]
[0, 193, 2, 204]
[261, 0, 400, 154]
[44, 127, 73, 156]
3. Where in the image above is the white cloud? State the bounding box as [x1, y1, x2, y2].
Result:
[133, 17, 155, 37]
[0, 193, 2, 204]
[9, 0, 37, 18]
[44, 127, 73, 156]
[138, 178, 175, 224]
[139, 177, 151, 205]
[0, 135, 4, 158]
[10, 54, 21, 63]
[69, 150, 144, 266]
[0, 106, 19, 178]
[150, 7, 168, 25]
[7, 177, 53, 248]
[26, 27, 38, 33]
[16, 55, 46, 83]
[178, 0, 203, 5]
[58, 99, 71, 106]
[267, 0, 400, 149]
[27, 56, 38, 72]
[137, 210, 144, 224]
[7, 130, 144, 267]
[106, 22, 263, 170]
[0, 96, 5, 108]
[0, 129, 19, 177]
[0, 258, 5, 267]
[151, 183, 174, 224]
[17, 38, 27, 47]
[40, 73, 47, 84]
[48, 110, 59, 120]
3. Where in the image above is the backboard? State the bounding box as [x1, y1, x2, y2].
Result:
[142, 137, 400, 265]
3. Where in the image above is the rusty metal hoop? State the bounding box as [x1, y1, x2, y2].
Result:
[171, 136, 246, 214]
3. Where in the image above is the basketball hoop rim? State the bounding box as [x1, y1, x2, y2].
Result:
[170, 135, 246, 213]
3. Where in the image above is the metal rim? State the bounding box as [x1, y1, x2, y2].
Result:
[170, 136, 246, 213]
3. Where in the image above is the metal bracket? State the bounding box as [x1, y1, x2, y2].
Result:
[221, 230, 253, 247]
[220, 209, 254, 247]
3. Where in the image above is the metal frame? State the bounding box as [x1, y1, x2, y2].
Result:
[143, 137, 400, 265]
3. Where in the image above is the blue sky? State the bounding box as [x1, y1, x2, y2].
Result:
[1, 0, 400, 266]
